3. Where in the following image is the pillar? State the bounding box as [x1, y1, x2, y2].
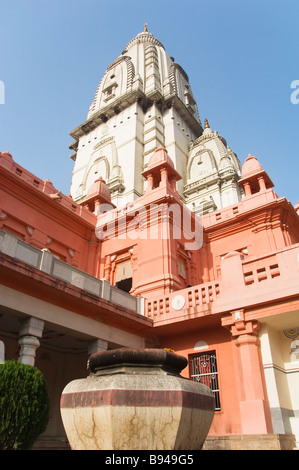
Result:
[87, 339, 108, 375]
[243, 181, 251, 197]
[160, 167, 168, 187]
[169, 175, 177, 192]
[94, 198, 101, 213]
[258, 175, 266, 192]
[88, 339, 108, 355]
[222, 310, 273, 435]
[18, 317, 44, 366]
[101, 278, 111, 301]
[103, 255, 112, 283]
[0, 340, 4, 364]
[146, 173, 154, 192]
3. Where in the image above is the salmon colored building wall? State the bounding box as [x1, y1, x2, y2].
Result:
[96, 147, 200, 297]
[1, 148, 299, 449]
[158, 324, 242, 436]
[0, 152, 97, 274]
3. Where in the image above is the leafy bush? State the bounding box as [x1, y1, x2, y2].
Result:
[0, 360, 50, 450]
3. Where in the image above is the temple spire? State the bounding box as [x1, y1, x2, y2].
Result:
[204, 118, 210, 129]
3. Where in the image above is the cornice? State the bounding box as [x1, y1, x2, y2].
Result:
[70, 89, 146, 140]
[71, 92, 167, 156]
[0, 166, 96, 236]
[164, 94, 203, 136]
[71, 93, 203, 145]
[203, 195, 295, 241]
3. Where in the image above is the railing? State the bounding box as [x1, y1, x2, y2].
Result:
[145, 244, 299, 317]
[186, 282, 221, 307]
[0, 230, 141, 315]
[145, 280, 221, 318]
[242, 254, 280, 286]
[2, 229, 298, 321]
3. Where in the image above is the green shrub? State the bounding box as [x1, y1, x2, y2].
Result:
[0, 360, 50, 450]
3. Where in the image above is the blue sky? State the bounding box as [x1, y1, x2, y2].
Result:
[1, 0, 298, 205]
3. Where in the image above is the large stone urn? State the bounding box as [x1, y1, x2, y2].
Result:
[60, 348, 215, 450]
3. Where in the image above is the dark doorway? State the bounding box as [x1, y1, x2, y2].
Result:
[115, 277, 132, 293]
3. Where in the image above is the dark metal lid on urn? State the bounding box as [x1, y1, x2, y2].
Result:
[88, 348, 188, 375]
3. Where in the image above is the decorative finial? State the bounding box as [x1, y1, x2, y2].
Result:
[143, 22, 148, 32]
[204, 118, 210, 129]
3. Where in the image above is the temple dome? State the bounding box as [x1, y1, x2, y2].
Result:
[86, 26, 200, 124]
[148, 146, 175, 170]
[85, 177, 112, 204]
[142, 146, 181, 187]
[125, 25, 165, 50]
[239, 154, 274, 194]
[219, 155, 234, 170]
[241, 154, 263, 177]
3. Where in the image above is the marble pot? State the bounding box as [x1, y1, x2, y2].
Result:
[60, 348, 215, 450]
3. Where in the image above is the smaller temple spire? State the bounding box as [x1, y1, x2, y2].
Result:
[238, 154, 274, 197]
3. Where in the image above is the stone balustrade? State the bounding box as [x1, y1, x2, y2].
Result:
[145, 244, 299, 319]
[0, 230, 142, 315]
[1, 229, 298, 322]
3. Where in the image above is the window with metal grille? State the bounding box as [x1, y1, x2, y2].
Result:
[189, 351, 221, 411]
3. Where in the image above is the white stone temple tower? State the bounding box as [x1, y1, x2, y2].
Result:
[69, 25, 243, 212]
[184, 118, 243, 214]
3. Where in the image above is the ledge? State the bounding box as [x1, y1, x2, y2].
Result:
[203, 433, 296, 450]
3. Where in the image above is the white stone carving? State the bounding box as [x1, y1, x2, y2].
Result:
[171, 295, 185, 311]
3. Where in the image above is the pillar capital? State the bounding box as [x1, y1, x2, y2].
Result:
[19, 316, 44, 338]
[221, 309, 260, 338]
[231, 318, 260, 338]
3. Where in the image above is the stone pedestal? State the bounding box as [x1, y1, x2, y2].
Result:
[60, 348, 215, 450]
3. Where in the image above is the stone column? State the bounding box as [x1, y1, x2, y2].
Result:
[146, 173, 154, 192]
[160, 167, 168, 187]
[88, 339, 108, 356]
[222, 310, 273, 435]
[0, 340, 4, 364]
[103, 255, 112, 283]
[18, 317, 44, 366]
[258, 175, 266, 192]
[87, 339, 109, 375]
[243, 181, 251, 197]
[169, 175, 177, 191]
[93, 198, 100, 213]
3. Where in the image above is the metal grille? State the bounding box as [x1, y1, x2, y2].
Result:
[190, 352, 221, 410]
